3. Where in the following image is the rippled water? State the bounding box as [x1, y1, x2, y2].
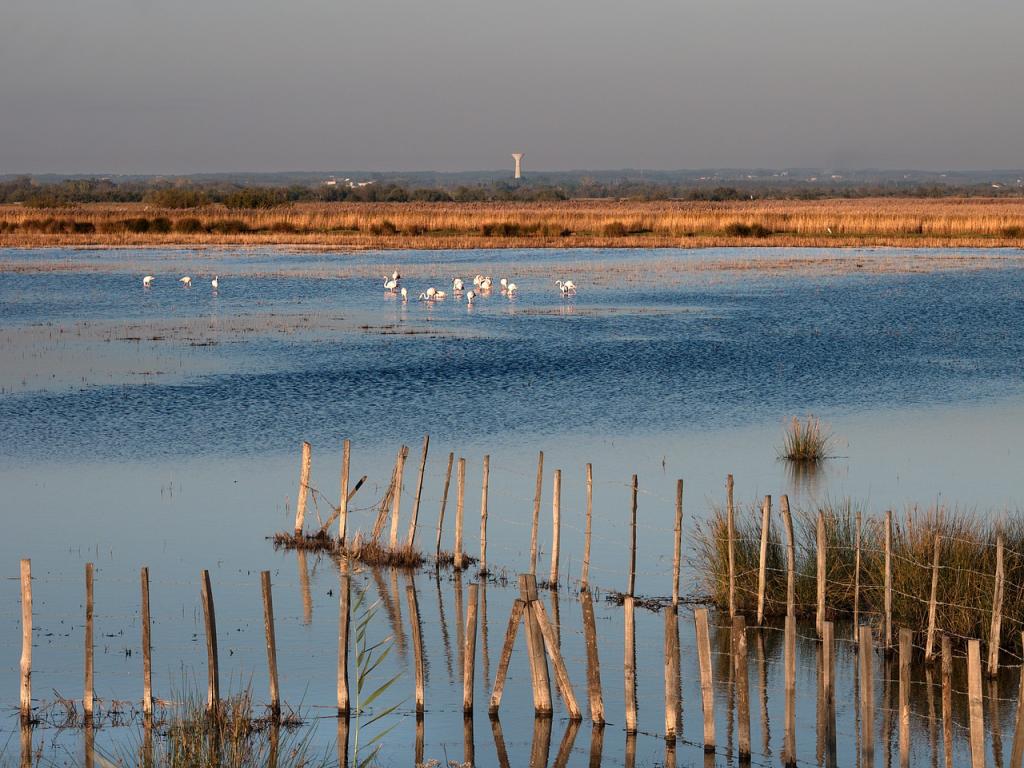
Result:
[2, 247, 1024, 766]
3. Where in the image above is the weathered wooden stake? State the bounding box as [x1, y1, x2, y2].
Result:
[628, 473, 638, 596]
[519, 574, 552, 715]
[989, 531, 1005, 677]
[664, 606, 680, 740]
[405, 584, 425, 714]
[84, 563, 94, 718]
[1010, 631, 1024, 768]
[582, 463, 594, 588]
[816, 510, 826, 636]
[406, 435, 429, 549]
[388, 444, 408, 550]
[532, 596, 581, 720]
[337, 570, 350, 715]
[261, 571, 280, 718]
[672, 479, 683, 606]
[550, 469, 561, 584]
[899, 628, 911, 768]
[925, 531, 940, 660]
[488, 599, 525, 713]
[854, 510, 862, 642]
[624, 595, 638, 733]
[967, 639, 985, 768]
[733, 614, 751, 759]
[756, 495, 771, 625]
[200, 570, 220, 712]
[530, 451, 544, 576]
[783, 613, 796, 766]
[860, 625, 875, 767]
[941, 635, 953, 768]
[694, 607, 715, 751]
[140, 566, 153, 716]
[884, 509, 893, 652]
[293, 441, 311, 535]
[727, 474, 736, 617]
[435, 451, 454, 559]
[581, 589, 604, 725]
[454, 457, 466, 569]
[823, 620, 835, 766]
[338, 439, 351, 544]
[479, 454, 490, 571]
[781, 495, 796, 618]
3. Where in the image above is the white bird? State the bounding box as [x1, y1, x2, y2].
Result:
[426, 286, 437, 299]
[555, 279, 577, 296]
[211, 275, 219, 291]
[480, 277, 493, 291]
[452, 278, 465, 292]
[142, 275, 154, 287]
[383, 277, 398, 292]
[434, 290, 447, 300]
[401, 287, 408, 301]
[473, 274, 483, 287]
[500, 278, 508, 290]
[391, 270, 401, 281]
[466, 290, 476, 304]
[179, 276, 192, 287]
[507, 282, 518, 296]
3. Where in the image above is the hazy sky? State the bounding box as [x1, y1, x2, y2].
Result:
[2, 0, 1022, 174]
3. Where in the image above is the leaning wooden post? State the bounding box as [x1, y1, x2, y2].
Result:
[624, 595, 637, 733]
[530, 451, 544, 577]
[694, 607, 715, 751]
[783, 613, 796, 766]
[454, 458, 466, 569]
[967, 639, 985, 768]
[860, 625, 875, 767]
[628, 474, 638, 596]
[925, 532, 940, 660]
[899, 628, 912, 768]
[1010, 631, 1024, 768]
[816, 510, 826, 636]
[531, 596, 581, 720]
[405, 585, 425, 714]
[20, 559, 31, 722]
[781, 495, 796, 618]
[581, 589, 604, 724]
[479, 454, 490, 572]
[388, 445, 409, 550]
[989, 531, 1005, 678]
[463, 583, 478, 713]
[550, 469, 561, 585]
[293, 441, 312, 535]
[519, 574, 552, 715]
[582, 463, 594, 589]
[756, 495, 771, 625]
[337, 569, 350, 715]
[733, 614, 751, 760]
[672, 479, 683, 606]
[727, 474, 736, 617]
[488, 599, 525, 714]
[261, 571, 280, 718]
[140, 567, 153, 716]
[200, 570, 220, 713]
[84, 563, 94, 719]
[854, 510, 862, 642]
[435, 452, 454, 560]
[664, 606, 680, 740]
[884, 510, 893, 652]
[338, 439, 351, 545]
[406, 435, 429, 549]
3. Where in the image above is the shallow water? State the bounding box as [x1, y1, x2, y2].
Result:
[2, 246, 1024, 766]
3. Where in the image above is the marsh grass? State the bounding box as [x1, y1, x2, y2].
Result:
[695, 501, 1024, 650]
[779, 416, 832, 462]
[271, 530, 426, 568]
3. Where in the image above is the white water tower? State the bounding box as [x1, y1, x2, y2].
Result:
[512, 153, 524, 179]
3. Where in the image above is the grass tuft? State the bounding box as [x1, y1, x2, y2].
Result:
[779, 415, 832, 462]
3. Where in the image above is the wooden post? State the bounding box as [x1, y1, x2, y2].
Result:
[388, 445, 408, 550]
[854, 510, 862, 642]
[823, 619, 835, 766]
[532, 598, 581, 720]
[530, 451, 544, 576]
[261, 571, 280, 718]
[925, 532, 940, 660]
[672, 479, 683, 606]
[337, 570, 350, 715]
[884, 510, 893, 652]
[664, 607, 680, 740]
[406, 435, 429, 549]
[402, 584, 424, 714]
[1010, 631, 1024, 768]
[727, 474, 736, 617]
[454, 457, 466, 569]
[757, 495, 771, 625]
[463, 583, 478, 713]
[733, 614, 751, 759]
[990, 531, 1005, 677]
[200, 570, 220, 712]
[84, 563, 94, 719]
[582, 463, 594, 588]
[860, 625, 875, 767]
[435, 451, 454, 559]
[816, 510, 826, 636]
[628, 474, 638, 596]
[140, 567, 153, 716]
[784, 613, 796, 766]
[338, 439, 351, 544]
[781, 495, 795, 618]
[967, 639, 985, 768]
[479, 454, 490, 572]
[550, 469, 561, 584]
[624, 595, 637, 733]
[694, 608, 715, 751]
[293, 441, 311, 535]
[581, 589, 604, 725]
[899, 629, 911, 768]
[519, 574, 552, 715]
[941, 635, 953, 768]
[488, 599, 525, 713]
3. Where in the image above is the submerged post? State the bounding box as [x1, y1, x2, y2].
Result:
[261, 571, 280, 718]
[783, 613, 796, 767]
[84, 563, 94, 719]
[624, 595, 637, 733]
[757, 495, 771, 624]
[463, 583, 478, 713]
[860, 626, 875, 767]
[140, 566, 153, 716]
[581, 589, 604, 725]
[519, 574, 552, 715]
[899, 628, 912, 768]
[293, 441, 312, 535]
[664, 607, 680, 740]
[694, 607, 715, 751]
[967, 639, 985, 768]
[337, 569, 350, 715]
[734, 614, 751, 759]
[200, 570, 220, 712]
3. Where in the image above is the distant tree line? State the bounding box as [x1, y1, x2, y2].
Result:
[1, 175, 1022, 208]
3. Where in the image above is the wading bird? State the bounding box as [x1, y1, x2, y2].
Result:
[507, 282, 518, 296]
[479, 277, 493, 291]
[473, 274, 483, 287]
[466, 290, 476, 304]
[500, 278, 508, 290]
[211, 276, 219, 291]
[555, 279, 576, 296]
[452, 278, 465, 292]
[179, 276, 192, 287]
[401, 287, 408, 301]
[384, 277, 399, 292]
[391, 270, 401, 281]
[143, 275, 154, 287]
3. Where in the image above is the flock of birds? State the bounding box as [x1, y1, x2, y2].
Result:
[142, 274, 218, 291]
[383, 270, 577, 304]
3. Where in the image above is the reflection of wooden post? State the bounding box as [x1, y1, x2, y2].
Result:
[624, 595, 637, 733]
[261, 571, 280, 718]
[860, 626, 875, 767]
[941, 636, 953, 768]
[581, 590, 604, 725]
[783, 614, 796, 766]
[550, 469, 561, 584]
[454, 458, 466, 569]
[200, 570, 220, 712]
[463, 583, 478, 713]
[141, 567, 153, 716]
[694, 608, 715, 751]
[967, 639, 985, 768]
[733, 615, 750, 759]
[854, 510, 862, 642]
[926, 532, 940, 660]
[884, 510, 893, 652]
[628, 474, 638, 596]
[336, 716, 349, 768]
[816, 511, 826, 636]
[337, 571, 350, 715]
[727, 474, 735, 617]
[664, 607, 680, 740]
[1010, 631, 1024, 768]
[899, 629, 911, 768]
[463, 714, 475, 766]
[781, 496, 795, 618]
[490, 715, 511, 768]
[989, 532, 1005, 677]
[389, 445, 408, 549]
[589, 722, 605, 768]
[582, 463, 593, 588]
[479, 454, 490, 571]
[757, 496, 771, 624]
[293, 441, 311, 535]
[530, 451, 544, 576]
[407, 435, 429, 549]
[84, 563, 94, 719]
[435, 452, 454, 559]
[530, 715, 553, 768]
[519, 575, 552, 715]
[297, 550, 312, 625]
[406, 585, 425, 713]
[553, 719, 581, 768]
[672, 479, 683, 606]
[823, 620, 836, 766]
[338, 439, 351, 544]
[414, 715, 424, 767]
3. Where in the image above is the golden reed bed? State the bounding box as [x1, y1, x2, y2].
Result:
[3, 198, 1024, 249]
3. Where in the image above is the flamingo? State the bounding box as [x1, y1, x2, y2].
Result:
[500, 278, 508, 291]
[142, 275, 154, 287]
[211, 276, 219, 291]
[480, 277, 493, 291]
[555, 279, 577, 296]
[179, 276, 192, 287]
[383, 277, 398, 293]
[473, 274, 483, 287]
[434, 290, 447, 300]
[507, 282, 518, 296]
[400, 287, 408, 301]
[391, 270, 401, 281]
[466, 290, 476, 304]
[452, 278, 465, 292]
